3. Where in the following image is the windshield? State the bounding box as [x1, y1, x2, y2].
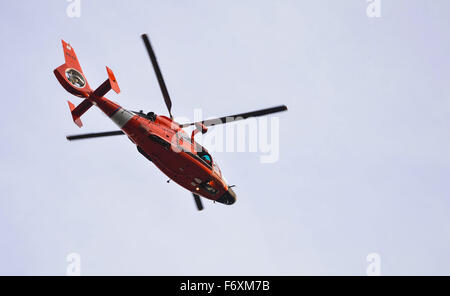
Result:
[212, 161, 222, 177]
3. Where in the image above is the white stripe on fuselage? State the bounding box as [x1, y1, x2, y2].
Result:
[110, 108, 134, 128]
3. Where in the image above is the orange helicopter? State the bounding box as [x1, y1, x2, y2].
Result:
[54, 34, 287, 211]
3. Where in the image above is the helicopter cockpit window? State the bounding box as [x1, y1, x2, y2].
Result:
[213, 161, 222, 177]
[197, 151, 212, 166]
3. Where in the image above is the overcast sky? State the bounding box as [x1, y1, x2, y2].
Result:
[1, 0, 449, 275]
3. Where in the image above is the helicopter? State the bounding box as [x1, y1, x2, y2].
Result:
[54, 34, 288, 211]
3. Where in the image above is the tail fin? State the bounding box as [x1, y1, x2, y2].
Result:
[61, 40, 85, 77]
[54, 40, 121, 127]
[54, 40, 92, 98]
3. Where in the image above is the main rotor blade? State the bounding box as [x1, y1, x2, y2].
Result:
[66, 130, 124, 141]
[179, 105, 288, 128]
[192, 193, 204, 211]
[141, 34, 173, 118]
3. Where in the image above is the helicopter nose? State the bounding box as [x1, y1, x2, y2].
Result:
[216, 187, 237, 205]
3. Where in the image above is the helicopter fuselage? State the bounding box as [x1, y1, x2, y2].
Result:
[54, 37, 285, 211]
[92, 94, 236, 205]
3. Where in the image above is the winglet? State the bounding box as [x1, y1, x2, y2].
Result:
[106, 66, 120, 94]
[67, 99, 93, 128]
[68, 101, 83, 128]
[92, 67, 121, 97]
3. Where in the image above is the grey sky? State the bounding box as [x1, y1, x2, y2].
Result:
[0, 1, 449, 275]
